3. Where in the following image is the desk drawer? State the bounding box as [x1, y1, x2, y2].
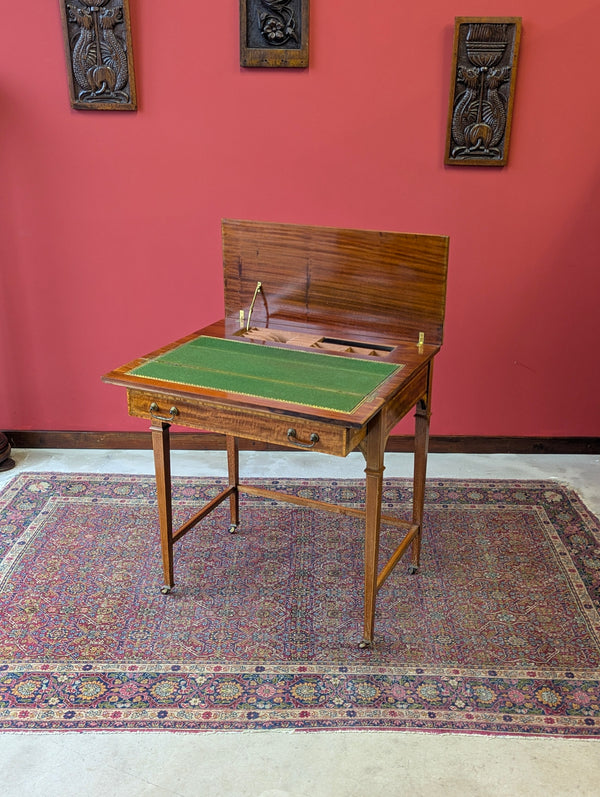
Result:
[128, 389, 365, 457]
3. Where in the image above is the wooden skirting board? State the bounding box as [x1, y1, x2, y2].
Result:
[5, 431, 600, 455]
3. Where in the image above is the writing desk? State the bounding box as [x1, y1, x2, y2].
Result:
[103, 220, 449, 648]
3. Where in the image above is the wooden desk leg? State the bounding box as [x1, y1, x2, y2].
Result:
[150, 421, 174, 593]
[360, 411, 386, 649]
[226, 435, 239, 533]
[411, 391, 431, 573]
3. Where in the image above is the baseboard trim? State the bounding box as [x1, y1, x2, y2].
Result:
[5, 431, 600, 455]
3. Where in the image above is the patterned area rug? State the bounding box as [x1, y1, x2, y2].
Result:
[1, 473, 599, 736]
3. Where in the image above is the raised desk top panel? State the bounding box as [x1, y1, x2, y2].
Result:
[223, 219, 450, 348]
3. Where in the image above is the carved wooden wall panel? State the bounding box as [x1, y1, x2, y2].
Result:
[445, 17, 521, 166]
[240, 0, 309, 67]
[59, 0, 137, 110]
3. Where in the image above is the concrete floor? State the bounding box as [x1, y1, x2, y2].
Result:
[0, 449, 599, 797]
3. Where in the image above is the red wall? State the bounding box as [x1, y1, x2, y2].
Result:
[2, 1, 599, 436]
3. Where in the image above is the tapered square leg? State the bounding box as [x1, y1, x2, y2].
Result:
[411, 366, 433, 571]
[226, 435, 240, 533]
[361, 412, 386, 648]
[151, 421, 174, 591]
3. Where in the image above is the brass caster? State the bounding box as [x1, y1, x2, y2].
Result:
[358, 639, 373, 650]
[160, 585, 172, 595]
[407, 564, 419, 575]
[228, 524, 238, 534]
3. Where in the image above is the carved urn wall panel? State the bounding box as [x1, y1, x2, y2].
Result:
[445, 17, 521, 166]
[59, 0, 137, 110]
[240, 0, 309, 67]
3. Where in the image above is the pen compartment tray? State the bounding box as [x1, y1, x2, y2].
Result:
[235, 327, 392, 357]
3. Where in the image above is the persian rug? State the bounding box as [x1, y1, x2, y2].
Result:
[1, 473, 599, 736]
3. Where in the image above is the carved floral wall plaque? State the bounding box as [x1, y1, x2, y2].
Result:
[445, 17, 521, 166]
[59, 0, 137, 110]
[240, 0, 309, 67]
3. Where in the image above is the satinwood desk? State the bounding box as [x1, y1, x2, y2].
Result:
[103, 220, 449, 647]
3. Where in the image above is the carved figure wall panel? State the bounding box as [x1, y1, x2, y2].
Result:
[445, 17, 521, 166]
[59, 0, 137, 110]
[240, 0, 309, 67]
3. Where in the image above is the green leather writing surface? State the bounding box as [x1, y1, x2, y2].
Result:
[130, 336, 402, 413]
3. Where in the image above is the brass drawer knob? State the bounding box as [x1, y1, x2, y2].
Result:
[149, 402, 179, 423]
[287, 428, 319, 449]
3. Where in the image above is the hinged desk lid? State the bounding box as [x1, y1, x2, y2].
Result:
[222, 219, 449, 348]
